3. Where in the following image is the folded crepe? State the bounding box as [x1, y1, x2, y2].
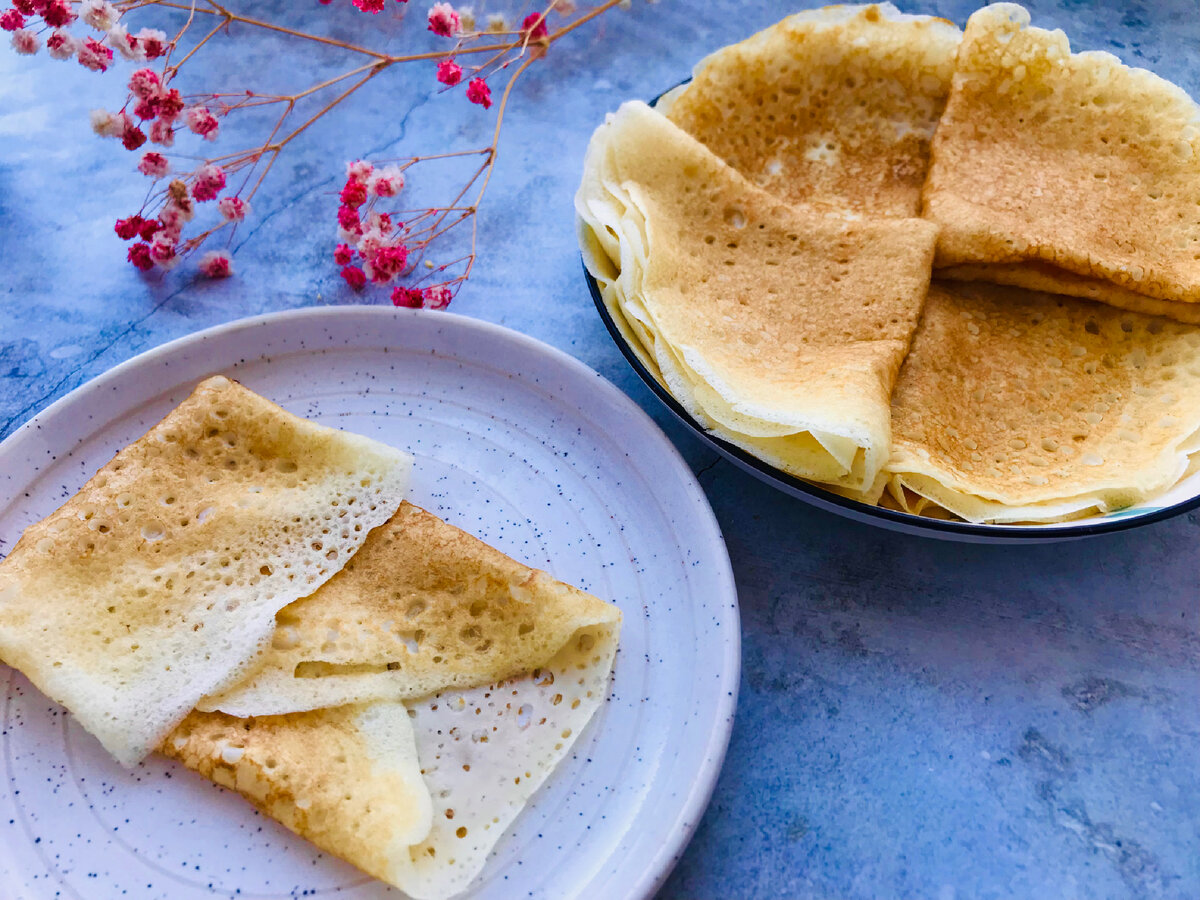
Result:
[887, 281, 1200, 523]
[924, 3, 1200, 323]
[0, 376, 413, 766]
[659, 3, 961, 217]
[164, 504, 622, 900]
[202, 501, 620, 716]
[577, 100, 937, 495]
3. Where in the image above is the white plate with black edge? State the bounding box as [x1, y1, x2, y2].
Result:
[0, 306, 740, 900]
[580, 82, 1200, 545]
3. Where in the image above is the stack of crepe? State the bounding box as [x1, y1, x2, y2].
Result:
[0, 375, 621, 899]
[577, 2, 1200, 524]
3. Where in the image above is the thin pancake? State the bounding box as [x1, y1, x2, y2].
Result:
[0, 376, 413, 766]
[887, 282, 1200, 523]
[577, 101, 937, 492]
[923, 3, 1200, 319]
[661, 3, 961, 216]
[161, 702, 434, 890]
[203, 502, 620, 717]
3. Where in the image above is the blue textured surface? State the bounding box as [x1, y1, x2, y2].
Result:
[2, 2, 1200, 898]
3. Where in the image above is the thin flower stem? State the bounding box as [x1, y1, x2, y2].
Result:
[165, 19, 225, 75]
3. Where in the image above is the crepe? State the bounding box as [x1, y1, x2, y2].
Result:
[924, 3, 1200, 320]
[0, 376, 413, 766]
[161, 702, 434, 887]
[659, 3, 961, 216]
[576, 100, 937, 493]
[203, 501, 621, 716]
[166, 506, 621, 900]
[887, 281, 1200, 523]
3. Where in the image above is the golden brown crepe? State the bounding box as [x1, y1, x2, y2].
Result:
[576, 101, 937, 494]
[660, 3, 961, 216]
[887, 281, 1200, 523]
[924, 3, 1200, 321]
[162, 702, 433, 888]
[203, 501, 620, 716]
[0, 376, 413, 766]
[166, 505, 622, 900]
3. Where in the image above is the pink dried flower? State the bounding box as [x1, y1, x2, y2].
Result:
[10, 27, 37, 54]
[90, 109, 124, 138]
[11, 0, 33, 14]
[149, 118, 175, 146]
[149, 234, 178, 268]
[218, 195, 248, 222]
[368, 211, 395, 233]
[521, 12, 548, 42]
[42, 0, 75, 27]
[77, 37, 112, 72]
[114, 215, 144, 240]
[424, 284, 452, 310]
[135, 28, 166, 59]
[333, 243, 354, 265]
[368, 166, 405, 198]
[466, 77, 491, 109]
[161, 191, 194, 226]
[353, 0, 385, 11]
[340, 178, 368, 208]
[127, 242, 154, 271]
[427, 2, 461, 37]
[199, 250, 233, 278]
[185, 106, 219, 140]
[392, 286, 423, 308]
[107, 24, 141, 61]
[346, 159, 374, 183]
[340, 265, 366, 290]
[128, 68, 160, 99]
[436, 57, 462, 86]
[133, 98, 157, 120]
[0, 10, 26, 30]
[137, 151, 169, 177]
[155, 89, 184, 123]
[191, 163, 226, 201]
[121, 120, 147, 151]
[139, 218, 161, 241]
[366, 243, 409, 282]
[337, 205, 361, 233]
[81, 0, 116, 30]
[46, 29, 76, 59]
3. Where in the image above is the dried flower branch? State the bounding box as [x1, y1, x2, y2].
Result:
[4, 0, 625, 308]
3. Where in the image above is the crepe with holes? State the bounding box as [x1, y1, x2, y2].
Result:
[161, 702, 435, 892]
[576, 100, 937, 495]
[165, 623, 617, 900]
[201, 502, 621, 717]
[923, 3, 1200, 322]
[885, 281, 1200, 523]
[0, 376, 413, 766]
[658, 3, 960, 217]
[163, 505, 620, 899]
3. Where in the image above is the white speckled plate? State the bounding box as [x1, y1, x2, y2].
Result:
[0, 307, 739, 900]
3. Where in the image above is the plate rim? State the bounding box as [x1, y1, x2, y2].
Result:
[0, 304, 741, 900]
[582, 263, 1200, 541]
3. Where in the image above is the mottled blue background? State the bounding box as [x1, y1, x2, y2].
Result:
[2, 2, 1199, 898]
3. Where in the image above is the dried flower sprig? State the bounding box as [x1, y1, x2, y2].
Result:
[4, 0, 625, 308]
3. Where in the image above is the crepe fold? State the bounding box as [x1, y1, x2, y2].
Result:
[924, 3, 1200, 322]
[0, 376, 413, 766]
[577, 100, 937, 495]
[201, 501, 621, 716]
[659, 3, 961, 217]
[167, 503, 622, 900]
[887, 281, 1200, 523]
